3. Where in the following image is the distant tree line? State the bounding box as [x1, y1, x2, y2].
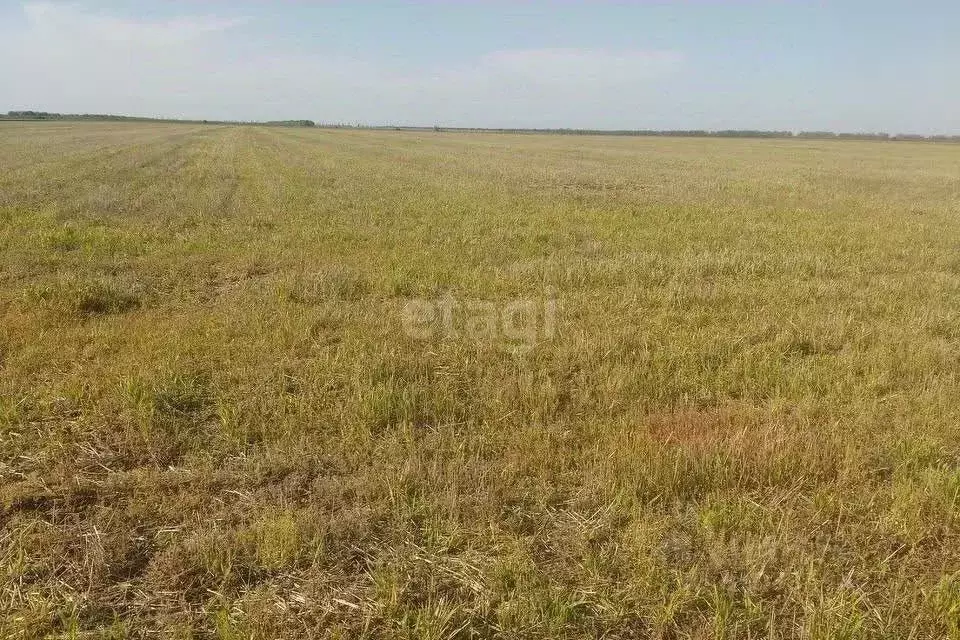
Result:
[4, 111, 957, 141]
[382, 126, 960, 142]
[1, 111, 314, 127]
[262, 120, 316, 127]
[2, 110, 237, 124]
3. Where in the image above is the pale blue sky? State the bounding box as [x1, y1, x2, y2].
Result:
[2, 1, 958, 133]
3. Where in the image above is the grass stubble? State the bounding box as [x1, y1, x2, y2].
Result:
[0, 121, 959, 638]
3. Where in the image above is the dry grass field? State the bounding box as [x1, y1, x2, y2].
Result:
[1, 121, 959, 638]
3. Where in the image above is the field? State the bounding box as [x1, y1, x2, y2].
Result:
[1, 121, 959, 638]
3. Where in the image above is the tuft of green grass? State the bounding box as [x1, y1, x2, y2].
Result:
[45, 224, 83, 252]
[24, 277, 142, 318]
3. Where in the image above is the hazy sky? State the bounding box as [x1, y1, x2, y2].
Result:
[1, 1, 958, 133]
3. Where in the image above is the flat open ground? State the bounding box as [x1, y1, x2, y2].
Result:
[1, 122, 959, 638]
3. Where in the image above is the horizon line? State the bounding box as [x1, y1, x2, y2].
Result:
[4, 109, 960, 141]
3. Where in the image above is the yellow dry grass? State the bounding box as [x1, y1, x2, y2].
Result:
[1, 122, 959, 638]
